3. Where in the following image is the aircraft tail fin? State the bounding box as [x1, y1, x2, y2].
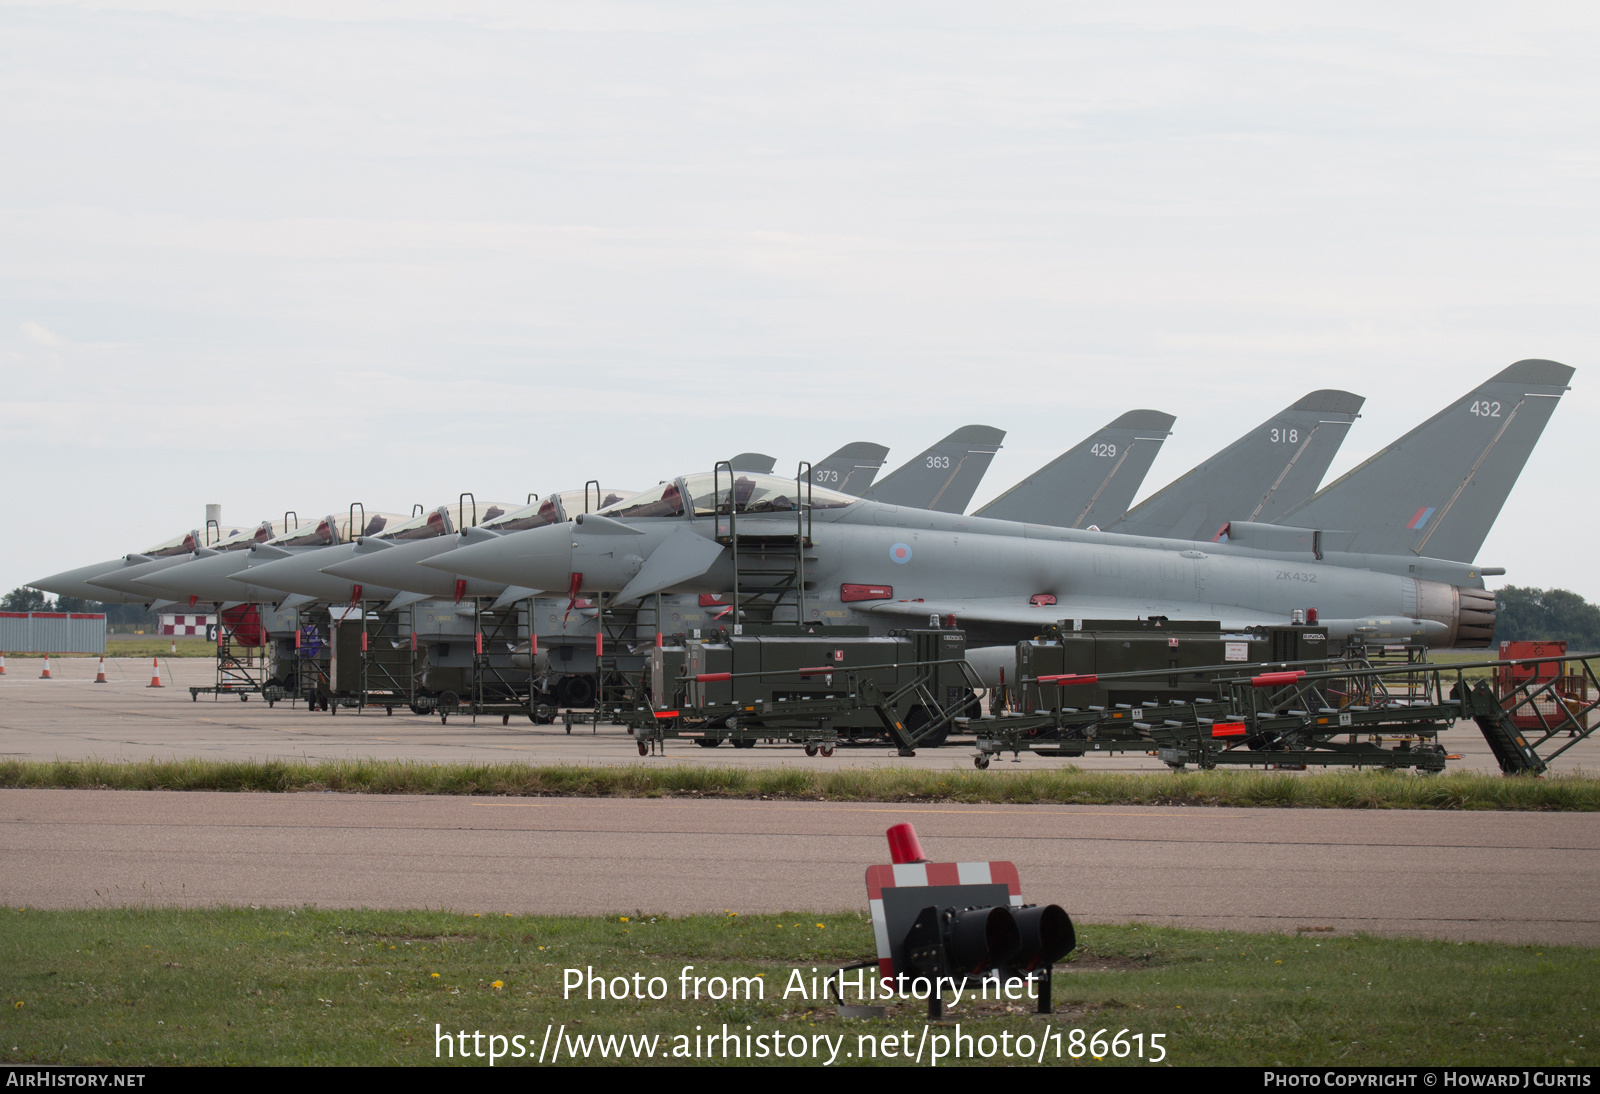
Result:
[973, 409, 1175, 528]
[728, 452, 777, 474]
[1109, 389, 1365, 541]
[1279, 360, 1573, 560]
[864, 425, 1005, 513]
[809, 441, 890, 496]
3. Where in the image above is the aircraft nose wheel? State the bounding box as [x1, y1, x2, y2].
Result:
[974, 754, 991, 770]
[637, 742, 648, 756]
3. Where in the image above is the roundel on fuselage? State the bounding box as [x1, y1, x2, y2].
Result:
[890, 542, 913, 564]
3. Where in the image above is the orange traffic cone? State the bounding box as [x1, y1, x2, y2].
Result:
[94, 656, 108, 684]
[147, 657, 164, 688]
[39, 655, 52, 679]
[0, 651, 7, 675]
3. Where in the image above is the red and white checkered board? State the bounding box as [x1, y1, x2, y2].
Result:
[160, 614, 216, 636]
[865, 861, 1022, 980]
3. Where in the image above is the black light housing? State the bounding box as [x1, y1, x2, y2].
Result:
[1012, 903, 1076, 971]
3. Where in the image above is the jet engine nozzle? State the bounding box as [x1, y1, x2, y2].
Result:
[1455, 586, 1497, 649]
[1414, 579, 1497, 649]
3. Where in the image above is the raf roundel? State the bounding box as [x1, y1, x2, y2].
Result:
[889, 542, 913, 564]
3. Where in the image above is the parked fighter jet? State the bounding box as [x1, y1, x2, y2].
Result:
[86, 521, 275, 601]
[320, 440, 889, 607]
[318, 488, 634, 609]
[225, 503, 525, 608]
[425, 362, 1571, 654]
[132, 510, 395, 606]
[31, 525, 217, 607]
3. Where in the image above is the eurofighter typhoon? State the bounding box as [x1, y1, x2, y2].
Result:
[425, 362, 1571, 659]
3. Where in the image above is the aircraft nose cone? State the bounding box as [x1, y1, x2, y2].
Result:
[232, 552, 327, 596]
[319, 538, 459, 598]
[134, 553, 246, 600]
[87, 555, 190, 597]
[29, 560, 125, 600]
[30, 559, 145, 601]
[423, 525, 574, 590]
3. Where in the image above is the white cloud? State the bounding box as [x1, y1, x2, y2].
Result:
[19, 320, 63, 346]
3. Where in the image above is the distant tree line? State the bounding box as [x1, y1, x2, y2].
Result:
[2, 587, 156, 626]
[1491, 586, 1600, 649]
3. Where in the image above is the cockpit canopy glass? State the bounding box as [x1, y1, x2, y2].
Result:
[212, 521, 276, 551]
[263, 512, 407, 548]
[459, 502, 519, 528]
[371, 506, 453, 542]
[137, 529, 202, 558]
[484, 488, 640, 533]
[598, 473, 855, 519]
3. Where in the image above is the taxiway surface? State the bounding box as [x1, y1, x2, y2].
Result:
[4, 788, 1596, 946]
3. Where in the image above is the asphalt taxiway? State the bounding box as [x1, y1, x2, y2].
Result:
[3, 789, 1595, 945]
[4, 658, 1596, 947]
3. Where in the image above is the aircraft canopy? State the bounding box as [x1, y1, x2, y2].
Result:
[485, 488, 640, 532]
[599, 473, 855, 519]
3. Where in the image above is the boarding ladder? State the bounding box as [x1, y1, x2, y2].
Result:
[712, 461, 814, 626]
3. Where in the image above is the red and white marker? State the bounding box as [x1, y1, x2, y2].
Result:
[94, 657, 108, 684]
[38, 655, 52, 679]
[1, 651, 8, 675]
[865, 823, 1021, 982]
[147, 657, 164, 688]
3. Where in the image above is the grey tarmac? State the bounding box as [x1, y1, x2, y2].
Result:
[2, 788, 1597, 947]
[3, 657, 1596, 774]
[4, 658, 1596, 950]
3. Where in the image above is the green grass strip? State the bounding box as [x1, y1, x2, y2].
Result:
[1, 758, 1596, 809]
[2, 907, 1594, 1066]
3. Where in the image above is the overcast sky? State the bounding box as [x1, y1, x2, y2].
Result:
[3, 1, 1596, 599]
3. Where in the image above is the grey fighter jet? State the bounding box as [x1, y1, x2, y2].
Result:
[425, 362, 1570, 656]
[30, 527, 204, 606]
[318, 488, 635, 609]
[419, 471, 1420, 650]
[229, 504, 516, 607]
[319, 443, 884, 606]
[87, 521, 274, 601]
[135, 510, 384, 606]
